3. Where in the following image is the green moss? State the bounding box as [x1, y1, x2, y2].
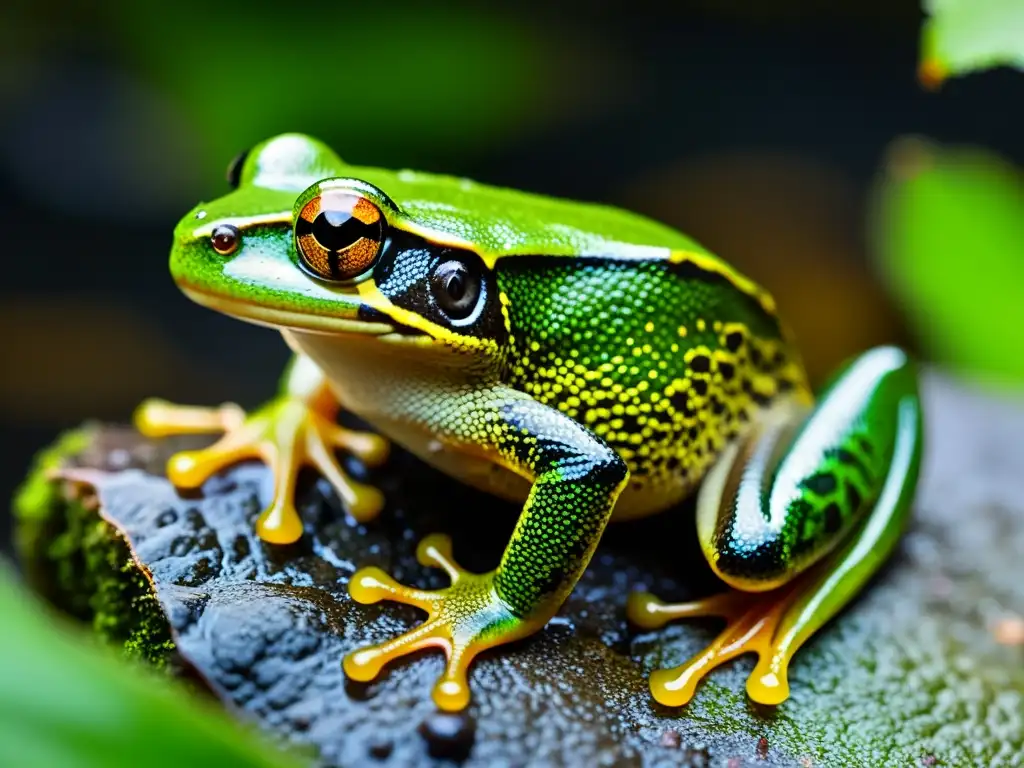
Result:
[12, 428, 177, 670]
[13, 427, 91, 602]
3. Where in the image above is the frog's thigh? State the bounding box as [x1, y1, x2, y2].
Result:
[630, 346, 923, 706]
[699, 347, 922, 590]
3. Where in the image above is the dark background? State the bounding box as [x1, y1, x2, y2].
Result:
[3, 0, 1023, 558]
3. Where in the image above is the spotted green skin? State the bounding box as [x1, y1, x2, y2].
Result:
[168, 134, 923, 705]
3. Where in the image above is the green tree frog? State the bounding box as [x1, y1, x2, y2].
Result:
[136, 134, 923, 713]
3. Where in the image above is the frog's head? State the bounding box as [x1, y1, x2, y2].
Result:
[170, 133, 528, 364]
[172, 133, 711, 367]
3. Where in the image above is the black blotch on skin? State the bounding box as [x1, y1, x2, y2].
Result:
[713, 530, 788, 584]
[690, 354, 711, 373]
[669, 390, 691, 415]
[692, 379, 709, 396]
[792, 531, 816, 556]
[804, 473, 838, 496]
[832, 447, 871, 478]
[725, 331, 744, 351]
[846, 483, 864, 513]
[823, 503, 843, 534]
[536, 563, 573, 597]
[718, 362, 735, 381]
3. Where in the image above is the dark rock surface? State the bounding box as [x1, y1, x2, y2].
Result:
[49, 375, 1024, 767]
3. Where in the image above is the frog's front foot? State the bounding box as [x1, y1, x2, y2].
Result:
[134, 397, 388, 544]
[627, 581, 807, 707]
[344, 534, 538, 711]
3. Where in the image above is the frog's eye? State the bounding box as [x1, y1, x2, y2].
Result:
[210, 224, 240, 255]
[226, 148, 249, 189]
[294, 191, 385, 282]
[430, 258, 482, 321]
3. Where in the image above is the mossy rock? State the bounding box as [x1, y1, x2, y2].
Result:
[13, 374, 1024, 767]
[12, 427, 175, 669]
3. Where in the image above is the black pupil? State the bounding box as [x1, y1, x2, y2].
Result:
[446, 270, 466, 300]
[312, 210, 376, 251]
[432, 259, 481, 320]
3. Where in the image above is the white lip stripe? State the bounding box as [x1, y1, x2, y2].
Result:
[179, 287, 394, 336]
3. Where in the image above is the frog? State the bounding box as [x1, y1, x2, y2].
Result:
[136, 133, 923, 713]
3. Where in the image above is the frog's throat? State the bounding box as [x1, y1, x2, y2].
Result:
[180, 285, 401, 337]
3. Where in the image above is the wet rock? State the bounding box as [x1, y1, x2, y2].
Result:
[658, 729, 681, 749]
[366, 736, 394, 761]
[16, 374, 1024, 767]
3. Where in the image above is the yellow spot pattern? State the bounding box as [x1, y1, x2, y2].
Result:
[497, 258, 808, 496]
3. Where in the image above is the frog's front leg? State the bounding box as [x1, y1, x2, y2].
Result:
[628, 346, 923, 706]
[134, 354, 389, 544]
[343, 389, 629, 711]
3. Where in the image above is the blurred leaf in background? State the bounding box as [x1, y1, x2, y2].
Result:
[0, 563, 306, 768]
[106, 0, 571, 171]
[2, 0, 616, 225]
[919, 0, 1024, 87]
[871, 138, 1024, 389]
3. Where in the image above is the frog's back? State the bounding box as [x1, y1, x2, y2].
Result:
[494, 254, 809, 517]
[351, 165, 728, 267]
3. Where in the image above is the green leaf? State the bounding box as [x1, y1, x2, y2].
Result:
[0, 564, 307, 768]
[919, 0, 1024, 86]
[95, 0, 563, 180]
[871, 138, 1024, 387]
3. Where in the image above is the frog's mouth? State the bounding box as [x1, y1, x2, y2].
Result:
[180, 286, 427, 340]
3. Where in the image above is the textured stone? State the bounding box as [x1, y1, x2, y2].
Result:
[35, 374, 1024, 766]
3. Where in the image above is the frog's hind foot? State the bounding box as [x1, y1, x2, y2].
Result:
[344, 534, 537, 712]
[134, 397, 388, 544]
[627, 579, 807, 707]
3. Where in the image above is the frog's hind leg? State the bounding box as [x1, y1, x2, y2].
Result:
[628, 346, 923, 706]
[134, 354, 389, 544]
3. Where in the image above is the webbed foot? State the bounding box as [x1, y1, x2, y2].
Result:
[134, 396, 388, 544]
[344, 534, 542, 711]
[627, 580, 807, 707]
